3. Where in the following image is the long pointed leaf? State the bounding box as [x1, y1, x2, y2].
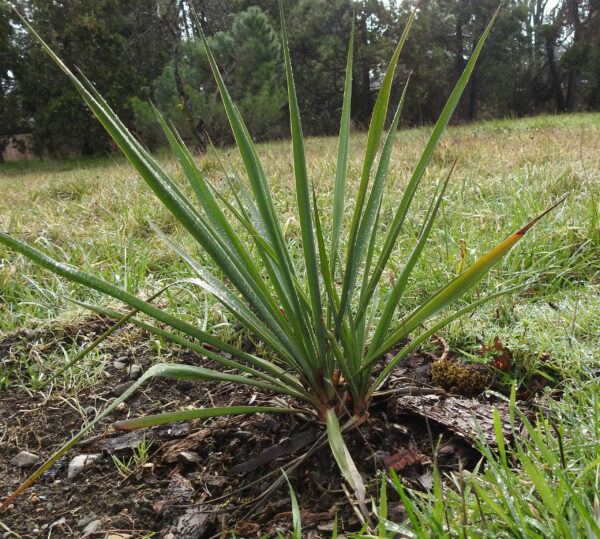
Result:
[325, 409, 367, 512]
[113, 405, 303, 431]
[12, 8, 305, 354]
[192, 12, 309, 337]
[279, 0, 327, 368]
[362, 9, 500, 311]
[0, 363, 295, 511]
[68, 298, 310, 400]
[84, 16, 309, 370]
[39, 287, 167, 388]
[367, 284, 525, 396]
[351, 78, 411, 369]
[338, 4, 418, 321]
[157, 110, 315, 361]
[147, 220, 308, 372]
[353, 77, 411, 331]
[0, 232, 297, 387]
[367, 160, 455, 355]
[372, 196, 567, 357]
[330, 20, 354, 275]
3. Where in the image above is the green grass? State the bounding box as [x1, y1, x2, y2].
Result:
[2, 112, 600, 534]
[378, 380, 600, 538]
[2, 113, 598, 335]
[1, 113, 599, 384]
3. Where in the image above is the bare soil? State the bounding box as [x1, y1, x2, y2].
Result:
[0, 317, 518, 538]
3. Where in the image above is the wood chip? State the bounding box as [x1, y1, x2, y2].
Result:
[395, 394, 511, 446]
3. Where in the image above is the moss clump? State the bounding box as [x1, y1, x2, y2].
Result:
[431, 359, 491, 397]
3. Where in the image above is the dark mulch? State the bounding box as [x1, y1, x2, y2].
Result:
[0, 317, 519, 538]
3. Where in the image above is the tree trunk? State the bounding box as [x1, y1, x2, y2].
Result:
[172, 43, 207, 150]
[545, 29, 566, 111]
[565, 0, 582, 110]
[352, 15, 373, 128]
[468, 41, 477, 121]
[566, 68, 578, 110]
[158, 2, 207, 151]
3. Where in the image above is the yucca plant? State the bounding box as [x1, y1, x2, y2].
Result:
[1, 1, 565, 514]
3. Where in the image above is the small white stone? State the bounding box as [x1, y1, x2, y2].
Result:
[67, 453, 102, 479]
[128, 364, 142, 379]
[82, 519, 102, 534]
[114, 402, 126, 412]
[179, 451, 201, 464]
[11, 451, 40, 468]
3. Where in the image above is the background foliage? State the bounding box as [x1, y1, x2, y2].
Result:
[1, 0, 599, 156]
[130, 5, 286, 147]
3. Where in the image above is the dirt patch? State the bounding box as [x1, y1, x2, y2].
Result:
[1, 134, 33, 161]
[0, 320, 518, 537]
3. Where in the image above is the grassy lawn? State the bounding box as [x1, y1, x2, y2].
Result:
[1, 112, 600, 535]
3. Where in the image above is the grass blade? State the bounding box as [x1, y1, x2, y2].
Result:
[389, 469, 422, 534]
[378, 475, 388, 537]
[494, 408, 508, 468]
[281, 470, 302, 539]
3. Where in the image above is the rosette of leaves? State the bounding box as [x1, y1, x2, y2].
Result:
[0, 1, 564, 512]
